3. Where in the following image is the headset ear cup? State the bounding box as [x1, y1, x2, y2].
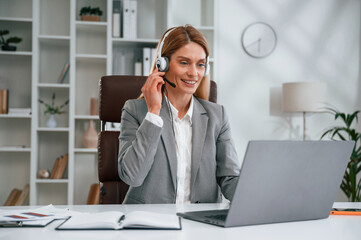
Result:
[156, 57, 169, 72]
[204, 62, 210, 76]
[163, 57, 169, 72]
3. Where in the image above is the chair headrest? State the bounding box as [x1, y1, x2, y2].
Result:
[99, 75, 147, 123]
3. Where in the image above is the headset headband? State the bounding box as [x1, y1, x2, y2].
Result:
[158, 28, 176, 59]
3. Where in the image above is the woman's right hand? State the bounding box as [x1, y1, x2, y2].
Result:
[142, 68, 165, 115]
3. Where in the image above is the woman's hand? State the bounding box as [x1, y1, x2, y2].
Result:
[142, 68, 165, 115]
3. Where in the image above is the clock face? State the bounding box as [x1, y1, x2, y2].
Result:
[241, 22, 277, 58]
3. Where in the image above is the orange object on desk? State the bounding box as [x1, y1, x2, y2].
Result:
[330, 211, 361, 216]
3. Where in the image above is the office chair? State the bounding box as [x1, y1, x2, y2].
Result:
[98, 75, 217, 204]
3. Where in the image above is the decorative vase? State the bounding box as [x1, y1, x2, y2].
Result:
[82, 120, 98, 148]
[46, 114, 58, 128]
[90, 98, 99, 116]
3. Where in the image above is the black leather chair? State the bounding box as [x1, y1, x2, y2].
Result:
[98, 75, 217, 204]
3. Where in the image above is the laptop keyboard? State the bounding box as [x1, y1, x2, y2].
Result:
[205, 214, 227, 221]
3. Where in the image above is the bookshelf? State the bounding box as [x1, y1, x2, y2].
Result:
[0, 0, 218, 205]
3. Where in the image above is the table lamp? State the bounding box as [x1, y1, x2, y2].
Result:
[282, 82, 326, 140]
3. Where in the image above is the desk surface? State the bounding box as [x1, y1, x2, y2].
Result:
[0, 202, 360, 240]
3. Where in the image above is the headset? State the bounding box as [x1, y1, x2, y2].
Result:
[155, 28, 210, 88]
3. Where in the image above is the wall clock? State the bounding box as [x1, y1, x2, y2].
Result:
[241, 22, 277, 58]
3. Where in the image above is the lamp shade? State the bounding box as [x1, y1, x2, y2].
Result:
[282, 82, 326, 112]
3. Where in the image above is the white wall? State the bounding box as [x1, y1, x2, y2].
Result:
[217, 0, 361, 201]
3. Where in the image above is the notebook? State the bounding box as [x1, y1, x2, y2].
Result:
[56, 211, 181, 230]
[177, 140, 354, 227]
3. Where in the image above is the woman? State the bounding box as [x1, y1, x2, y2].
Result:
[118, 25, 240, 204]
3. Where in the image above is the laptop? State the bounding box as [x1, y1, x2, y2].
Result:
[177, 140, 354, 227]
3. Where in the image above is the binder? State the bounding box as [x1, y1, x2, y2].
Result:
[113, 0, 122, 37]
[134, 61, 142, 76]
[129, 0, 137, 39]
[143, 48, 151, 76]
[122, 0, 131, 38]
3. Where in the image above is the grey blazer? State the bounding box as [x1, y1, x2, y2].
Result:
[118, 97, 240, 204]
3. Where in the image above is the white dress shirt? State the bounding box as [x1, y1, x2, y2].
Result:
[145, 96, 194, 204]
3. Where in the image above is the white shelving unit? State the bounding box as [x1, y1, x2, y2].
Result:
[0, 0, 218, 206]
[0, 0, 33, 206]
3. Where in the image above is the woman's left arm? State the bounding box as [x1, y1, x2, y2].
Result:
[216, 106, 241, 201]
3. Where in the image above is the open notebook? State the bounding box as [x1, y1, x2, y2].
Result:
[56, 211, 181, 230]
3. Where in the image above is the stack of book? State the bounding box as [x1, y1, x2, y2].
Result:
[0, 89, 9, 114]
[8, 108, 31, 115]
[4, 184, 29, 206]
[113, 0, 137, 39]
[50, 154, 69, 179]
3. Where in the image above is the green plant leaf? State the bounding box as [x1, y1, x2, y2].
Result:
[320, 128, 334, 139]
[319, 107, 361, 201]
[6, 37, 22, 44]
[0, 30, 9, 36]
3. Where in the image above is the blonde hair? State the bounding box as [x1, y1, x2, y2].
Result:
[139, 25, 210, 100]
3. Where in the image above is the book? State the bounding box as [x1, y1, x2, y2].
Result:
[87, 183, 99, 205]
[56, 211, 182, 230]
[57, 64, 70, 84]
[0, 89, 2, 114]
[54, 154, 68, 179]
[4, 188, 21, 206]
[50, 157, 60, 179]
[0, 89, 9, 114]
[4, 184, 29, 206]
[113, 0, 122, 37]
[14, 184, 29, 206]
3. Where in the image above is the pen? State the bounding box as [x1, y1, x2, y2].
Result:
[330, 211, 361, 216]
[0, 221, 23, 227]
[118, 215, 125, 223]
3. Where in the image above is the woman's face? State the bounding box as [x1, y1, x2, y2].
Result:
[165, 42, 207, 96]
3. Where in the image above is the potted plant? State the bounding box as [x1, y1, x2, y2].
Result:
[0, 30, 22, 51]
[321, 107, 361, 202]
[38, 93, 69, 128]
[79, 6, 103, 21]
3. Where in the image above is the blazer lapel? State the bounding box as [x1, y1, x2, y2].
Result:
[190, 98, 208, 194]
[160, 99, 177, 191]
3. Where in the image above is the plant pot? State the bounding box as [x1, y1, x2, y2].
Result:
[81, 15, 100, 21]
[1, 45, 17, 51]
[46, 114, 58, 128]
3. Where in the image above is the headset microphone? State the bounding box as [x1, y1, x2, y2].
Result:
[161, 75, 176, 88]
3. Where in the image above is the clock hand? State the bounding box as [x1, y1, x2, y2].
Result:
[258, 38, 261, 53]
[245, 38, 261, 49]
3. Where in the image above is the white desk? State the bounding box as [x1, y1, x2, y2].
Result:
[0, 202, 360, 240]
